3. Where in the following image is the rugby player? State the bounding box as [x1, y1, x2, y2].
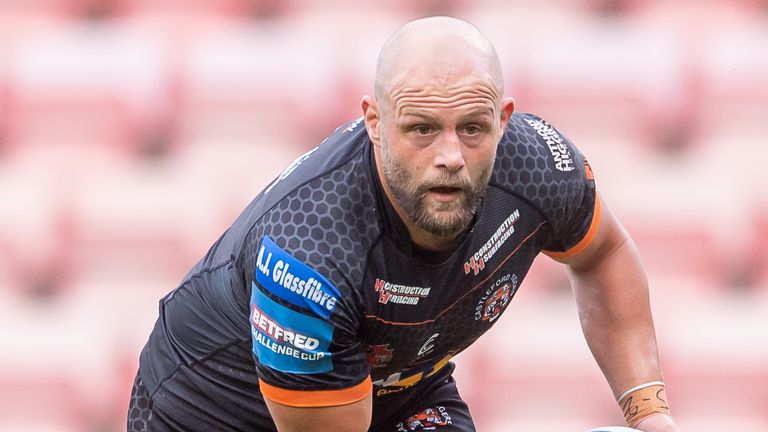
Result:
[129, 16, 681, 431]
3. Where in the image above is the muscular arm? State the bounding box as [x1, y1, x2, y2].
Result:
[553, 194, 679, 430]
[265, 392, 372, 432]
[557, 198, 661, 396]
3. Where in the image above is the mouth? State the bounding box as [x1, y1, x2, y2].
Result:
[427, 186, 464, 202]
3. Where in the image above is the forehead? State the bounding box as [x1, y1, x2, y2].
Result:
[383, 49, 500, 116]
[389, 80, 499, 119]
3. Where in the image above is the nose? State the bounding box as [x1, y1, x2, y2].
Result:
[434, 131, 465, 172]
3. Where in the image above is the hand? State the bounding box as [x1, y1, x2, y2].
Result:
[634, 413, 681, 432]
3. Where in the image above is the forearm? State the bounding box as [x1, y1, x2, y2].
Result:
[568, 238, 662, 398]
[559, 196, 679, 431]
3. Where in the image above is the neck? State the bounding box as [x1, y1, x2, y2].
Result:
[404, 219, 463, 251]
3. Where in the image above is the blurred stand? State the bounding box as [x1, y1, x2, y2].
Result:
[0, 1, 766, 431]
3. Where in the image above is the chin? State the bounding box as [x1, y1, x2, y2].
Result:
[421, 212, 472, 237]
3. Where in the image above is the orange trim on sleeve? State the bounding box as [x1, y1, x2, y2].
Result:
[259, 376, 372, 408]
[583, 159, 595, 180]
[543, 194, 601, 260]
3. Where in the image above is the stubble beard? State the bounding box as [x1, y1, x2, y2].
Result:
[381, 140, 492, 238]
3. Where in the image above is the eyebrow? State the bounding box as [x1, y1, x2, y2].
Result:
[399, 107, 495, 121]
[399, 111, 434, 121]
[458, 107, 494, 119]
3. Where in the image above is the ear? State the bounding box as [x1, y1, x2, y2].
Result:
[499, 97, 515, 128]
[361, 95, 382, 146]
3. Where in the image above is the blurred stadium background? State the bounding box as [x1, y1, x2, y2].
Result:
[0, 0, 767, 430]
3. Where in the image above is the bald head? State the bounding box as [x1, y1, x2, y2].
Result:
[374, 16, 504, 112]
[361, 17, 515, 249]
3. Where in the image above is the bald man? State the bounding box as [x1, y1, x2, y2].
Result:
[129, 17, 680, 432]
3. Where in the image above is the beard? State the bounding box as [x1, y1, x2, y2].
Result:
[381, 142, 492, 238]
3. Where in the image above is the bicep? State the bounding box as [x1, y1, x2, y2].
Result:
[265, 392, 372, 432]
[554, 194, 652, 325]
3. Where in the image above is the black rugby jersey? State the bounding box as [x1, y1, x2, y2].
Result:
[138, 112, 598, 431]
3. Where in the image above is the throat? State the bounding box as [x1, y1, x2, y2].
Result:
[411, 239, 461, 265]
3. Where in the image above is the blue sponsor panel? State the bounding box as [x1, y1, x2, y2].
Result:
[250, 285, 333, 374]
[254, 235, 341, 319]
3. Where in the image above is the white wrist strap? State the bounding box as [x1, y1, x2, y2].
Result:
[617, 380, 665, 403]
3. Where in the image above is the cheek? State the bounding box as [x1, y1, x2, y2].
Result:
[390, 139, 430, 172]
[466, 143, 497, 172]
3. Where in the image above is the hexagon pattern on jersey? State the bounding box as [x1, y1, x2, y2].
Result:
[493, 114, 594, 251]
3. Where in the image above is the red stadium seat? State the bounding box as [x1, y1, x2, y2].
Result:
[174, 21, 340, 150]
[596, 144, 744, 287]
[4, 19, 173, 158]
[692, 22, 768, 136]
[125, 0, 297, 20]
[61, 161, 210, 286]
[0, 153, 66, 297]
[0, 0, 103, 18]
[171, 137, 300, 226]
[0, 292, 115, 430]
[0, 0, 293, 20]
[279, 4, 404, 128]
[474, 1, 692, 153]
[750, 209, 768, 288]
[688, 85, 768, 289]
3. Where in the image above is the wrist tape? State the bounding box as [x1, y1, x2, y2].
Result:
[617, 381, 670, 427]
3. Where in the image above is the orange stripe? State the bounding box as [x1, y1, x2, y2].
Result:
[260, 376, 372, 408]
[584, 159, 595, 180]
[544, 194, 601, 260]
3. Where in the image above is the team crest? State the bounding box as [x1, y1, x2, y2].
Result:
[474, 274, 519, 322]
[396, 406, 452, 431]
[367, 344, 394, 368]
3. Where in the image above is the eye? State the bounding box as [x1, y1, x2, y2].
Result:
[413, 125, 435, 136]
[463, 124, 483, 136]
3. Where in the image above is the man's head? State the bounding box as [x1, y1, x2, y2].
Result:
[362, 16, 515, 249]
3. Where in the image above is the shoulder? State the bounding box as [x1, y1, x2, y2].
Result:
[260, 118, 370, 208]
[204, 118, 372, 264]
[490, 112, 596, 238]
[494, 112, 584, 180]
[240, 119, 382, 312]
[491, 112, 592, 205]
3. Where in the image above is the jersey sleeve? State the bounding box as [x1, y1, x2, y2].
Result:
[222, 118, 376, 408]
[499, 113, 599, 259]
[531, 116, 598, 258]
[245, 233, 371, 407]
[541, 180, 600, 260]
